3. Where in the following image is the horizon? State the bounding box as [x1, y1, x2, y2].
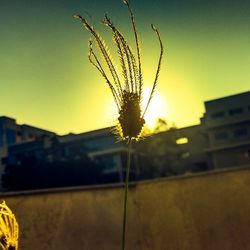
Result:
[1, 89, 249, 136]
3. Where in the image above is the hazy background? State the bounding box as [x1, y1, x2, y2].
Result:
[1, 0, 250, 134]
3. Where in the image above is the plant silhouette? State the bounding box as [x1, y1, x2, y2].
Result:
[74, 0, 163, 140]
[75, 0, 163, 249]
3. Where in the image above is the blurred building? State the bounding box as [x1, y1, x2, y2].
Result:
[136, 91, 250, 177]
[2, 125, 133, 190]
[58, 128, 132, 182]
[201, 91, 250, 168]
[173, 124, 211, 173]
[0, 116, 55, 188]
[1, 90, 250, 190]
[136, 124, 210, 178]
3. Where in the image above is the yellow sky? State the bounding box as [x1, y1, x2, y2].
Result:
[1, 0, 250, 134]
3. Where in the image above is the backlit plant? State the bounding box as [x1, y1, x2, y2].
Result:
[75, 0, 163, 249]
[0, 201, 19, 250]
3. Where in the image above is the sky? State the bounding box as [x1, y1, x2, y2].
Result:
[0, 0, 250, 135]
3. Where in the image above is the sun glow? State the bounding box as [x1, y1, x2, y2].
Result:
[142, 87, 165, 128]
[106, 87, 166, 130]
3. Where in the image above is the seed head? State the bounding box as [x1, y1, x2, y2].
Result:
[75, 0, 163, 140]
[0, 201, 19, 250]
[118, 91, 145, 139]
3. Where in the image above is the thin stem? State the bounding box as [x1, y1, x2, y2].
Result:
[122, 138, 132, 250]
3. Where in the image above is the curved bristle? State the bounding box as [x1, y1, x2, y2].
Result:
[75, 0, 163, 141]
[123, 0, 129, 5]
[151, 24, 157, 31]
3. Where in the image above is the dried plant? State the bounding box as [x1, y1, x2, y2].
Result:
[74, 0, 163, 141]
[0, 201, 19, 250]
[75, 0, 163, 249]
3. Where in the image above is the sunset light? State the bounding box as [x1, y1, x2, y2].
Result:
[0, 0, 249, 135]
[0, 1, 250, 249]
[142, 87, 166, 128]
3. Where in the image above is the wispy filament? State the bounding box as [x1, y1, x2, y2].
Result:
[75, 0, 163, 140]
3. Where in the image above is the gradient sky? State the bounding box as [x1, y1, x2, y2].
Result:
[1, 0, 250, 135]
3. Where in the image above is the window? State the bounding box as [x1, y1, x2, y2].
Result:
[229, 107, 243, 115]
[233, 128, 247, 137]
[176, 137, 188, 145]
[214, 131, 228, 140]
[211, 111, 225, 119]
[96, 155, 116, 170]
[17, 131, 22, 136]
[6, 128, 16, 145]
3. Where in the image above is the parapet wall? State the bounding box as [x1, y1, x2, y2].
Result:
[1, 167, 250, 250]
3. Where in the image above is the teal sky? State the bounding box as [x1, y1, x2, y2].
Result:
[0, 0, 250, 134]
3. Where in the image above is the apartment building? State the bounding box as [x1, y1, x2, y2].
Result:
[58, 128, 131, 182]
[1, 90, 249, 190]
[4, 126, 132, 189]
[136, 124, 210, 178]
[202, 91, 250, 168]
[0, 116, 55, 188]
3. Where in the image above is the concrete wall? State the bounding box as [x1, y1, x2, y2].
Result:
[1, 167, 250, 250]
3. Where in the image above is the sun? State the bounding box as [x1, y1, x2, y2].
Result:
[106, 87, 166, 130]
[142, 87, 165, 128]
